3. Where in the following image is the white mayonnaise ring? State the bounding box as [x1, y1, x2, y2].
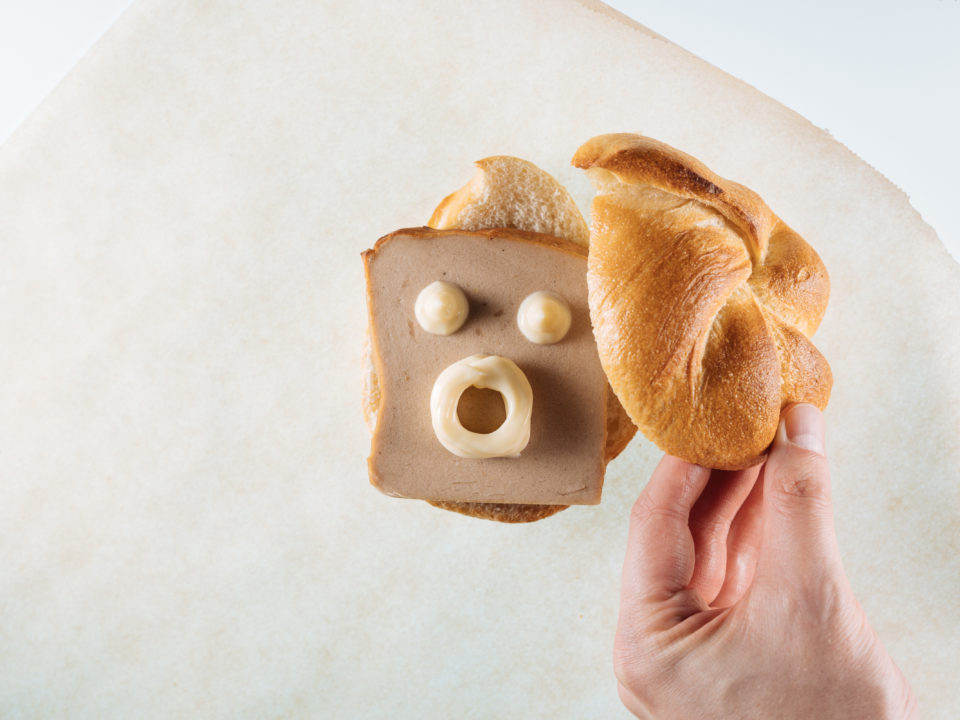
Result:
[430, 354, 533, 458]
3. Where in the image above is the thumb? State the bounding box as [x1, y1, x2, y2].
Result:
[754, 403, 842, 585]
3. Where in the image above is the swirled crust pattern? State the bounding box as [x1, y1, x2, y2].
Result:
[574, 134, 832, 469]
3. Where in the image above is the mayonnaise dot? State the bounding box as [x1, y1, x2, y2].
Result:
[517, 291, 571, 344]
[415, 280, 469, 335]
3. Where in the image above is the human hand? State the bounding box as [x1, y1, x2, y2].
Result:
[615, 404, 918, 719]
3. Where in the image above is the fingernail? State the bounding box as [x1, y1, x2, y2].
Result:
[782, 404, 825, 455]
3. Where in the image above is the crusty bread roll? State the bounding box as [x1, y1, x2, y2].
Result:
[364, 156, 635, 522]
[429, 156, 590, 247]
[573, 133, 832, 470]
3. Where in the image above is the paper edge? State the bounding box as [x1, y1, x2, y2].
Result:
[575, 1, 955, 267]
[3, 0, 954, 272]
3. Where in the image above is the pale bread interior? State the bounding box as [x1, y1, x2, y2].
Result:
[429, 156, 590, 247]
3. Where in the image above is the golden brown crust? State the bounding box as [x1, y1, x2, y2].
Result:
[748, 222, 830, 336]
[366, 225, 588, 261]
[763, 311, 833, 410]
[362, 227, 636, 523]
[575, 133, 831, 470]
[426, 500, 569, 523]
[604, 381, 637, 461]
[572, 133, 777, 262]
[429, 190, 461, 229]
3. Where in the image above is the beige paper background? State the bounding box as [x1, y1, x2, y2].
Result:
[1, 0, 958, 717]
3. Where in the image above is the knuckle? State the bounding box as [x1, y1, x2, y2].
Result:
[771, 450, 830, 500]
[630, 493, 655, 523]
[631, 494, 686, 527]
[617, 682, 654, 720]
[613, 629, 656, 689]
[689, 513, 727, 542]
[613, 641, 644, 689]
[614, 631, 673, 717]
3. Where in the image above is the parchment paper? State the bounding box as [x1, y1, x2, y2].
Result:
[1, 1, 958, 717]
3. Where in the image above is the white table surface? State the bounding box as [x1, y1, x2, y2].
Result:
[1, 3, 958, 717]
[2, 0, 957, 261]
[2, 0, 958, 264]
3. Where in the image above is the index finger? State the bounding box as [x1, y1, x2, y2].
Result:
[620, 456, 711, 614]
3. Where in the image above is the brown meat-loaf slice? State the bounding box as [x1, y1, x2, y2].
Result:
[362, 227, 634, 521]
